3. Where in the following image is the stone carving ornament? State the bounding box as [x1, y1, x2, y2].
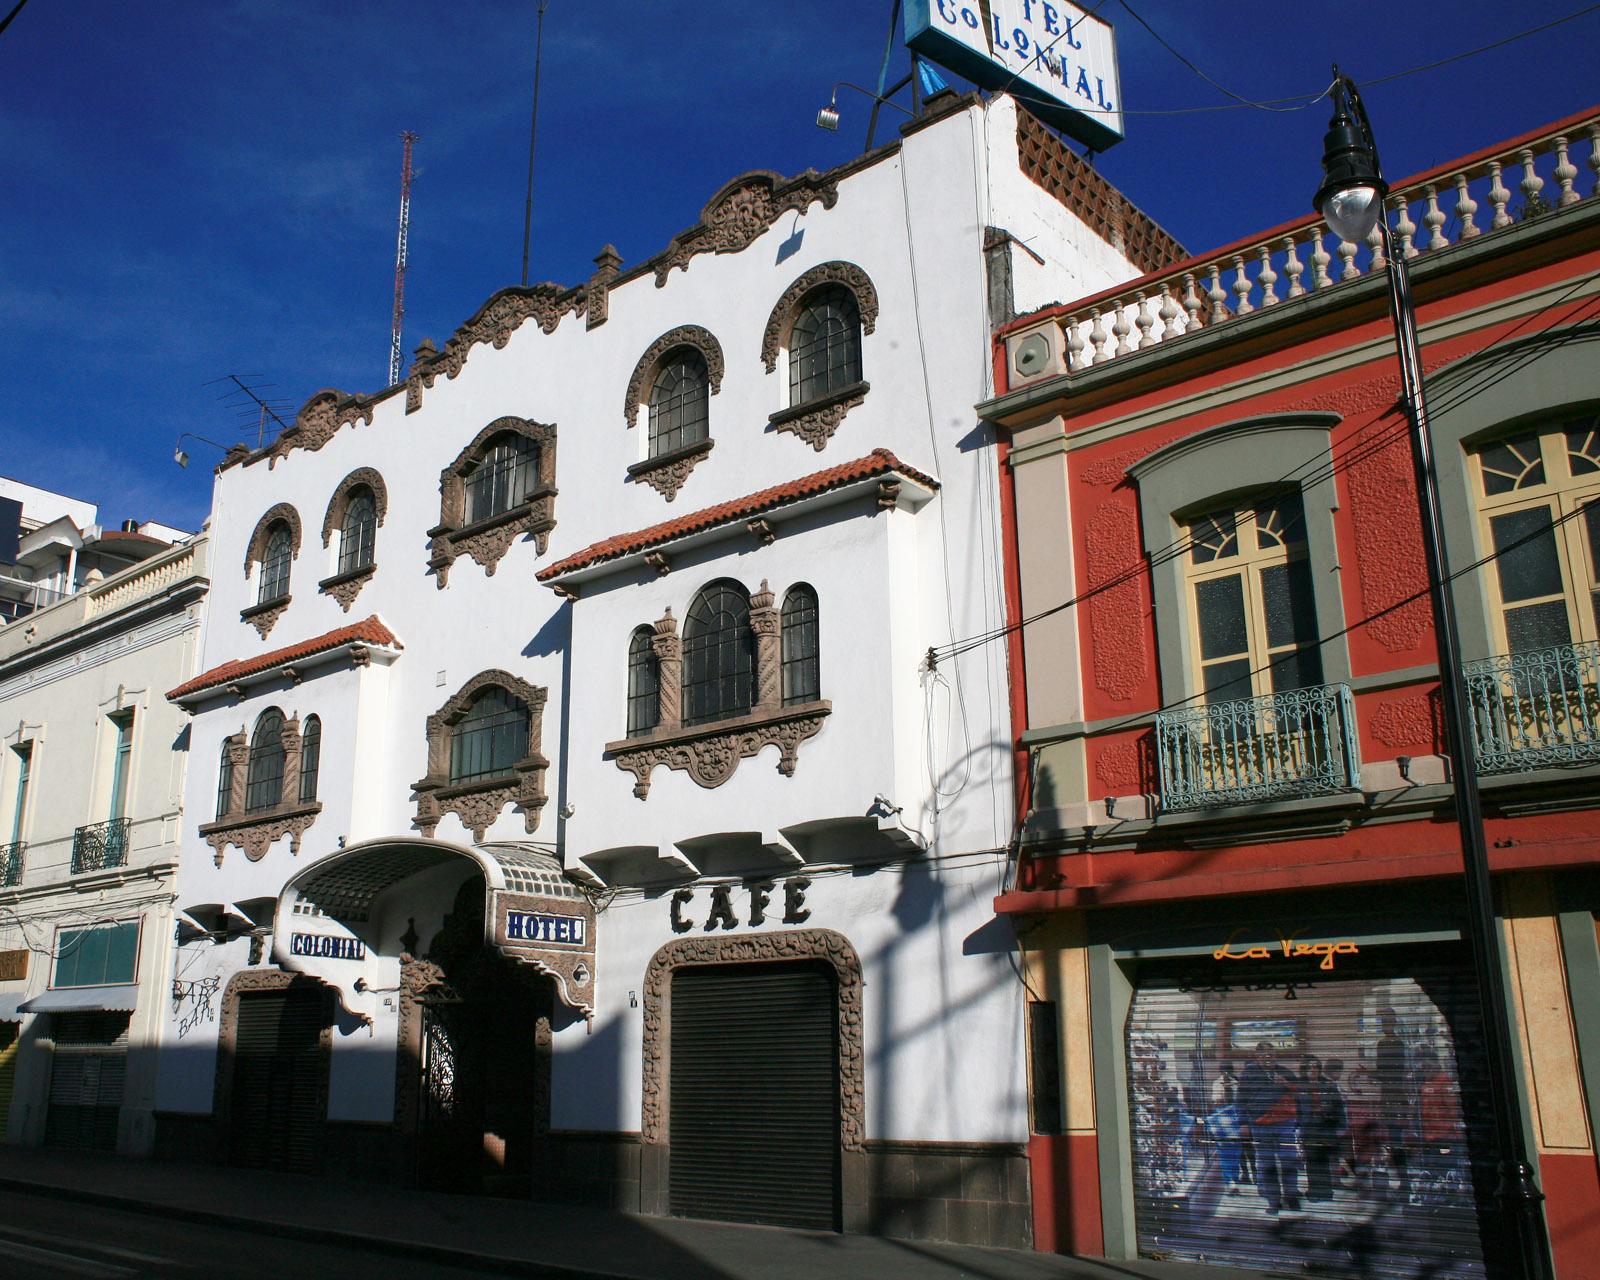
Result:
[608, 704, 830, 798]
[199, 715, 322, 865]
[760, 261, 879, 374]
[640, 928, 864, 1150]
[267, 390, 376, 468]
[769, 386, 869, 453]
[654, 170, 840, 286]
[429, 417, 558, 587]
[406, 285, 585, 414]
[412, 669, 550, 840]
[624, 326, 726, 429]
[392, 956, 449, 1138]
[629, 445, 712, 503]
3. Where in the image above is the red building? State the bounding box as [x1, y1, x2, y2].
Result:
[981, 106, 1600, 1277]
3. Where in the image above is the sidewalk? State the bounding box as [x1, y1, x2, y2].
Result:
[0, 1145, 1272, 1280]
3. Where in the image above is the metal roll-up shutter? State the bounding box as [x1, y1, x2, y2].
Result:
[230, 988, 329, 1174]
[45, 1011, 129, 1150]
[0, 1023, 18, 1141]
[1125, 945, 1497, 1278]
[670, 962, 840, 1230]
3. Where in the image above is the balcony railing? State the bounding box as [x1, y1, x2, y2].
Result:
[0, 841, 22, 888]
[1047, 110, 1599, 374]
[1156, 683, 1361, 812]
[1464, 641, 1600, 774]
[71, 818, 130, 874]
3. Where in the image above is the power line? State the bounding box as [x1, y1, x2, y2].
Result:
[935, 274, 1600, 665]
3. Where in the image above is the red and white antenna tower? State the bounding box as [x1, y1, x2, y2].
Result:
[388, 131, 419, 387]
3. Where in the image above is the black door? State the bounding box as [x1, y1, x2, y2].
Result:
[669, 961, 840, 1230]
[45, 1012, 128, 1150]
[230, 988, 329, 1173]
[418, 997, 487, 1191]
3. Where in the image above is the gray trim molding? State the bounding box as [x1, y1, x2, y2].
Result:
[1415, 321, 1600, 662]
[1127, 412, 1347, 700]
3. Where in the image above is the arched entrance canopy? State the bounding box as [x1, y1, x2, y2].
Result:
[274, 836, 595, 1018]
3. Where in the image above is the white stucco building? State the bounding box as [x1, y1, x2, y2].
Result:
[152, 93, 1179, 1245]
[0, 507, 206, 1156]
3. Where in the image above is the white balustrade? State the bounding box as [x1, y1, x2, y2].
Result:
[84, 545, 196, 618]
[1054, 112, 1600, 373]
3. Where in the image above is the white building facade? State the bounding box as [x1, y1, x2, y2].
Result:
[152, 94, 1179, 1246]
[0, 529, 207, 1155]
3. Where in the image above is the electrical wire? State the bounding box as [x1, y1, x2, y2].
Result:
[932, 273, 1600, 664]
[982, 3, 1600, 119]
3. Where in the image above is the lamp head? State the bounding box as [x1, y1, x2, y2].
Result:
[174, 448, 190, 468]
[816, 98, 840, 131]
[1313, 70, 1387, 244]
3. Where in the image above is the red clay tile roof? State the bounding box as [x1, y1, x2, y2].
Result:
[537, 449, 939, 581]
[168, 616, 400, 701]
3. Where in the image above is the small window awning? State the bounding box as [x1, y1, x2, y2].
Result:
[18, 985, 137, 1014]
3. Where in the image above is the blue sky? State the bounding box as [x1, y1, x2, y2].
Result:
[3, 0, 1595, 532]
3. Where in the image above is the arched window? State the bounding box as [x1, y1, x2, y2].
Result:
[338, 488, 378, 575]
[789, 285, 862, 405]
[450, 687, 530, 783]
[683, 582, 754, 725]
[781, 584, 820, 704]
[245, 709, 286, 812]
[464, 433, 540, 525]
[258, 524, 292, 604]
[648, 349, 710, 458]
[298, 715, 321, 803]
[627, 627, 660, 737]
[216, 741, 235, 819]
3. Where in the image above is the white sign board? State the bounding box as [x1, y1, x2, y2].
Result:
[906, 0, 1123, 149]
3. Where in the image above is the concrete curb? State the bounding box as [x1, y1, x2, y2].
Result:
[0, 1172, 635, 1280]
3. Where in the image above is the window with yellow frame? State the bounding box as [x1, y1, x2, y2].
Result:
[1184, 492, 1323, 704]
[1471, 416, 1600, 656]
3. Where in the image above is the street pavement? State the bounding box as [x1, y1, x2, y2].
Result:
[0, 1146, 1276, 1279]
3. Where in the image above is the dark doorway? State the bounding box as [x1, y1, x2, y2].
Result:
[229, 987, 330, 1173]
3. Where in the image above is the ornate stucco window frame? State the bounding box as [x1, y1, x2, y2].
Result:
[428, 417, 558, 588]
[761, 261, 880, 452]
[624, 325, 726, 502]
[241, 503, 303, 639]
[412, 670, 550, 841]
[604, 583, 830, 797]
[199, 715, 322, 866]
[318, 467, 388, 612]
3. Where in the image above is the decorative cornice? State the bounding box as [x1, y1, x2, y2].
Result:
[429, 417, 558, 586]
[238, 596, 290, 640]
[761, 261, 879, 373]
[606, 700, 830, 798]
[767, 382, 869, 452]
[626, 439, 714, 503]
[268, 390, 376, 468]
[317, 565, 375, 613]
[641, 928, 864, 1149]
[199, 801, 322, 867]
[654, 170, 840, 286]
[405, 286, 584, 414]
[320, 467, 389, 547]
[244, 503, 302, 579]
[624, 325, 726, 429]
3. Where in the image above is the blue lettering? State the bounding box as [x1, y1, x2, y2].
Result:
[961, 5, 979, 29]
[935, 0, 959, 23]
[1042, 2, 1060, 34]
[1012, 27, 1030, 55]
[991, 15, 1010, 49]
[1021, 0, 1036, 19]
[1097, 77, 1112, 109]
[1076, 66, 1093, 100]
[1063, 15, 1083, 49]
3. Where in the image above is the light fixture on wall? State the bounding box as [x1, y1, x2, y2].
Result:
[1104, 795, 1117, 819]
[173, 432, 234, 469]
[1396, 755, 1413, 783]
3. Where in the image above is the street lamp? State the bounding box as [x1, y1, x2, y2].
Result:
[1314, 67, 1551, 1279]
[173, 432, 234, 468]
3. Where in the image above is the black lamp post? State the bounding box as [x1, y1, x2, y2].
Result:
[1314, 68, 1551, 1278]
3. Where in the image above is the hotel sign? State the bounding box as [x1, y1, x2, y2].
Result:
[494, 892, 596, 1018]
[906, 0, 1123, 150]
[290, 932, 367, 961]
